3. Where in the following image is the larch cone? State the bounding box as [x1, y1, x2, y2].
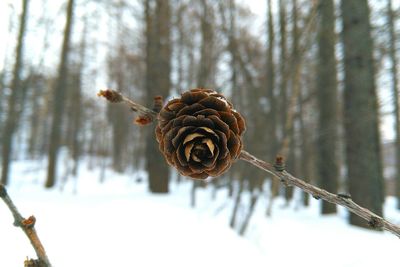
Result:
[155, 88, 246, 179]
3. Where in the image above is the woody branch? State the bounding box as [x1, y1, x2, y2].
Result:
[0, 184, 52, 267]
[98, 89, 400, 239]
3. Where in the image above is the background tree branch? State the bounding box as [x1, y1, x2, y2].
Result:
[0, 184, 52, 267]
[239, 151, 400, 238]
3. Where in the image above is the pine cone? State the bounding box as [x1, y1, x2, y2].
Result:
[156, 88, 246, 179]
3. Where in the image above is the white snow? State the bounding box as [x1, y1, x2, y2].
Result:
[0, 159, 399, 267]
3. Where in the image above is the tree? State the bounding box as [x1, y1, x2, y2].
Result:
[145, 0, 171, 193]
[316, 0, 339, 214]
[278, 0, 288, 133]
[266, 0, 277, 159]
[1, 0, 29, 185]
[45, 0, 75, 188]
[341, 0, 384, 227]
[197, 0, 215, 87]
[106, 3, 132, 173]
[387, 0, 400, 209]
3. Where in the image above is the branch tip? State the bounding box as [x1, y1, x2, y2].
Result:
[97, 88, 159, 123]
[97, 89, 123, 103]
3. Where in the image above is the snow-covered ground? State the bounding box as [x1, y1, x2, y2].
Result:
[0, 159, 399, 267]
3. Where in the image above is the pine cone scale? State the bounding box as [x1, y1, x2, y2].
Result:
[176, 103, 204, 117]
[171, 126, 196, 148]
[207, 115, 230, 138]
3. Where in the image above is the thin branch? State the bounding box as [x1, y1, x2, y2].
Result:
[97, 89, 158, 120]
[98, 92, 400, 238]
[239, 150, 400, 238]
[0, 184, 52, 267]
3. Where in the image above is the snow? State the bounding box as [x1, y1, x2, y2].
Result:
[0, 159, 399, 267]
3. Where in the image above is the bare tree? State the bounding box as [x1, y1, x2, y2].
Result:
[145, 0, 171, 193]
[197, 0, 215, 87]
[266, 0, 277, 159]
[1, 0, 29, 185]
[278, 0, 288, 134]
[316, 0, 339, 214]
[387, 0, 400, 209]
[341, 0, 384, 228]
[45, 0, 75, 188]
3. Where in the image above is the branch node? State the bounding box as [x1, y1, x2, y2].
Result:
[368, 216, 383, 229]
[22, 215, 36, 228]
[273, 155, 285, 172]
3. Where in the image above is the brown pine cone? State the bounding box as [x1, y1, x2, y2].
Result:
[155, 88, 246, 179]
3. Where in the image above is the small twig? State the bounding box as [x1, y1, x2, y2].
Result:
[0, 184, 52, 267]
[97, 89, 159, 121]
[239, 150, 400, 238]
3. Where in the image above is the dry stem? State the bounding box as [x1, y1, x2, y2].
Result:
[0, 184, 52, 267]
[99, 90, 400, 238]
[97, 89, 158, 120]
[239, 150, 400, 238]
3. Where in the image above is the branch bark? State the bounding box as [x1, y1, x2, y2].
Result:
[98, 90, 158, 120]
[0, 184, 52, 267]
[239, 150, 400, 238]
[98, 91, 400, 238]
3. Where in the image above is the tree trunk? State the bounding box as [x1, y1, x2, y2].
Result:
[239, 190, 258, 236]
[230, 175, 244, 229]
[197, 0, 214, 87]
[145, 0, 171, 193]
[284, 0, 301, 202]
[28, 85, 41, 158]
[278, 0, 288, 136]
[387, 0, 400, 209]
[317, 0, 339, 214]
[226, 0, 238, 198]
[298, 89, 311, 206]
[1, 0, 29, 185]
[45, 0, 75, 188]
[341, 0, 384, 228]
[266, 0, 277, 159]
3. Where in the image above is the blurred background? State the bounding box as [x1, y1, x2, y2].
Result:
[0, 0, 400, 266]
